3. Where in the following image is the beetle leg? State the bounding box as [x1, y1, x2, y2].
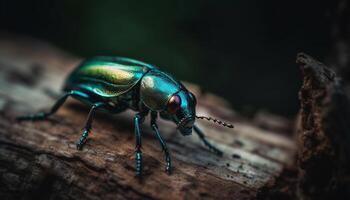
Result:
[151, 112, 171, 174]
[134, 112, 145, 177]
[193, 124, 223, 156]
[76, 102, 105, 150]
[16, 91, 78, 121]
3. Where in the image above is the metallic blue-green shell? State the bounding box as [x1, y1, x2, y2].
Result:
[64, 56, 155, 97]
[64, 56, 185, 111]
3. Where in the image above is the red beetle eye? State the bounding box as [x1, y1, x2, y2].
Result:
[167, 95, 181, 114]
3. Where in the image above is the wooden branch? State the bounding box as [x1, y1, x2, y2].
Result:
[0, 36, 295, 200]
[297, 53, 350, 200]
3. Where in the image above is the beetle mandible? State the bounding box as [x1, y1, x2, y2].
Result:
[17, 56, 234, 176]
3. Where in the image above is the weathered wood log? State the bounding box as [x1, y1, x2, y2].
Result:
[297, 53, 350, 200]
[0, 36, 295, 200]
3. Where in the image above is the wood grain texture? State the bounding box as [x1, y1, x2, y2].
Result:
[0, 36, 295, 200]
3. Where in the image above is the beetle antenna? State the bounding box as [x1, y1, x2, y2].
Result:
[195, 115, 234, 128]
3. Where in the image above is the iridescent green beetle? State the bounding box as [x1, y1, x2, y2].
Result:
[18, 56, 233, 176]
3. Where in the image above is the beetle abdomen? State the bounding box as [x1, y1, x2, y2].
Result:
[64, 56, 153, 98]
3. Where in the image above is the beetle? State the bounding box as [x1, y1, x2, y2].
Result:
[17, 56, 234, 177]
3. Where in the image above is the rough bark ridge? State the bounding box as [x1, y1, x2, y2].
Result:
[297, 52, 350, 200]
[0, 36, 295, 200]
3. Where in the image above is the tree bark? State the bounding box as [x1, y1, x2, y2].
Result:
[297, 53, 350, 200]
[0, 36, 295, 200]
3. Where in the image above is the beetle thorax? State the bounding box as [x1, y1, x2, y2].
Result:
[140, 70, 182, 111]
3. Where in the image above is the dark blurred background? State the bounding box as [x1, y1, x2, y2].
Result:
[0, 0, 342, 117]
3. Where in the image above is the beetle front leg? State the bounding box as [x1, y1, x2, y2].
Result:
[134, 112, 145, 177]
[76, 102, 105, 150]
[151, 112, 171, 174]
[193, 124, 223, 156]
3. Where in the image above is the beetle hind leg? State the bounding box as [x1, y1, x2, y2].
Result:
[17, 91, 75, 121]
[76, 102, 105, 150]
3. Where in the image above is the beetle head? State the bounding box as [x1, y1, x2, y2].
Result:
[160, 89, 234, 135]
[162, 90, 197, 136]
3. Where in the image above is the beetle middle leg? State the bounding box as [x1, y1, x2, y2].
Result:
[151, 112, 171, 174]
[134, 112, 147, 177]
[193, 124, 223, 156]
[76, 102, 105, 150]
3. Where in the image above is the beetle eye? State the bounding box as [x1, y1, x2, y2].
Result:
[167, 95, 181, 114]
